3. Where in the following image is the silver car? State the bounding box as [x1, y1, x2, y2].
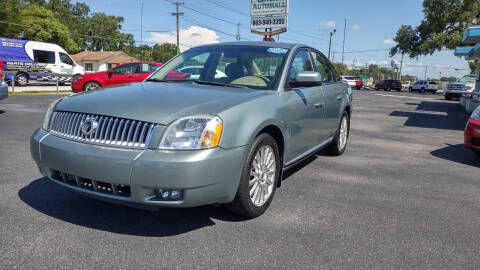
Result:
[0, 80, 7, 100]
[31, 42, 353, 217]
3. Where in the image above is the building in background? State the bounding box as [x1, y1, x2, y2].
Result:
[72, 51, 136, 73]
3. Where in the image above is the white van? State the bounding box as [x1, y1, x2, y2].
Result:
[0, 38, 84, 86]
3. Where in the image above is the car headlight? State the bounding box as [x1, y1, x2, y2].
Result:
[42, 98, 63, 130]
[472, 107, 480, 121]
[159, 115, 223, 149]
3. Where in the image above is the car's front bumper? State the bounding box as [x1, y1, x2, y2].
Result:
[71, 80, 83, 93]
[31, 128, 247, 209]
[0, 82, 8, 100]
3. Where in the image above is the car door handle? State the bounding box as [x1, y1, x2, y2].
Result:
[313, 103, 323, 108]
[336, 96, 343, 100]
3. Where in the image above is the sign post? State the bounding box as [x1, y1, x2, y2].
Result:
[250, 0, 289, 41]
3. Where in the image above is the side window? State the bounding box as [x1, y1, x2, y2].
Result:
[138, 63, 151, 73]
[59, 52, 74, 65]
[289, 50, 313, 80]
[112, 63, 138, 74]
[33, 50, 55, 64]
[149, 64, 160, 73]
[310, 51, 334, 82]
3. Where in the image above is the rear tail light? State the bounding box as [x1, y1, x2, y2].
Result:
[0, 60, 4, 80]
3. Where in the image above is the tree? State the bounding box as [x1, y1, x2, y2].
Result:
[85, 13, 135, 51]
[390, 0, 480, 58]
[0, 0, 27, 38]
[332, 63, 348, 76]
[19, 4, 78, 52]
[151, 43, 178, 63]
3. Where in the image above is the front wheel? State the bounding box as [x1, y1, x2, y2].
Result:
[15, 73, 29, 86]
[226, 133, 280, 218]
[326, 112, 350, 156]
[408, 87, 412, 92]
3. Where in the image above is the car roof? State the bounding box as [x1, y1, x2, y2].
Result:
[194, 41, 302, 50]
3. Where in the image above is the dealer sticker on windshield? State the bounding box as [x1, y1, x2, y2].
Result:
[267, 48, 288, 54]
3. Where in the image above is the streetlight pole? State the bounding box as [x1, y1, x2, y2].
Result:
[328, 29, 336, 60]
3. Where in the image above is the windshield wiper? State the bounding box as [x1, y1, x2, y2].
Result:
[145, 78, 167, 82]
[193, 80, 248, 89]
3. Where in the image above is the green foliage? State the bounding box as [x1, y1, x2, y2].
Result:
[440, 76, 457, 82]
[390, 0, 480, 58]
[20, 4, 79, 52]
[127, 43, 178, 63]
[332, 63, 348, 76]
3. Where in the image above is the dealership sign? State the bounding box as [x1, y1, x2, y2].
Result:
[251, 0, 289, 35]
[251, 0, 289, 16]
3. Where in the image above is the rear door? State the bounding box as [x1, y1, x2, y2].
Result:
[312, 51, 346, 136]
[135, 63, 154, 81]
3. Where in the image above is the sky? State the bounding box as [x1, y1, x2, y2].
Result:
[72, 0, 471, 79]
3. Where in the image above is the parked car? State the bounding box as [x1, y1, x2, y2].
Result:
[0, 80, 7, 100]
[445, 75, 476, 100]
[31, 42, 353, 218]
[178, 66, 226, 80]
[0, 37, 84, 86]
[340, 76, 362, 89]
[409, 80, 438, 93]
[375, 79, 402, 91]
[71, 61, 162, 92]
[465, 106, 480, 156]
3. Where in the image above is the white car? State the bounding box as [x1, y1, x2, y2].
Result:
[178, 66, 226, 80]
[445, 75, 476, 100]
[0, 80, 7, 100]
[340, 76, 362, 89]
[409, 80, 438, 93]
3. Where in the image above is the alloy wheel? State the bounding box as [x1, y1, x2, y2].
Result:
[339, 116, 348, 150]
[249, 145, 276, 207]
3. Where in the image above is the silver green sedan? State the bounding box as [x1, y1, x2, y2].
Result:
[30, 42, 352, 218]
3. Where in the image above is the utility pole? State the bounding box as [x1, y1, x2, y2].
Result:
[398, 53, 404, 81]
[236, 22, 241, 41]
[342, 19, 346, 64]
[328, 29, 336, 60]
[352, 58, 356, 70]
[140, 1, 144, 60]
[424, 66, 428, 80]
[171, 1, 184, 52]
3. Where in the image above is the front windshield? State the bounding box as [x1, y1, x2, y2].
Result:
[148, 45, 289, 90]
[458, 75, 476, 84]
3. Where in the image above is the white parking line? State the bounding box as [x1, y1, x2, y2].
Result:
[374, 93, 437, 100]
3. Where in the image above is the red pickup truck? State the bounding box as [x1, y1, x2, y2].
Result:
[375, 79, 402, 91]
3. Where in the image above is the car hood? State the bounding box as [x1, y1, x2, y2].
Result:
[56, 82, 267, 124]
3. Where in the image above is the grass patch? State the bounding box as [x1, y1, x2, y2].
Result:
[9, 91, 72, 96]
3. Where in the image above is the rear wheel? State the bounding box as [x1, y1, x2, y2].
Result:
[445, 94, 452, 100]
[226, 133, 280, 218]
[326, 112, 350, 156]
[83, 81, 101, 91]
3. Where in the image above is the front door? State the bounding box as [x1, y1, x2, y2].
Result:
[281, 49, 326, 162]
[109, 63, 139, 86]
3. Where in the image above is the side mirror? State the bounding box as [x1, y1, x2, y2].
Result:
[289, 71, 323, 88]
[107, 71, 112, 79]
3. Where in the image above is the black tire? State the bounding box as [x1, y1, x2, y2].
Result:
[326, 111, 350, 156]
[385, 86, 391, 91]
[421, 88, 425, 93]
[431, 90, 437, 94]
[473, 150, 480, 157]
[445, 94, 452, 100]
[15, 73, 29, 86]
[226, 133, 281, 218]
[408, 87, 412, 92]
[83, 81, 101, 91]
[356, 86, 361, 90]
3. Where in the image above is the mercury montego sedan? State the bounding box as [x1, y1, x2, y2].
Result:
[31, 42, 352, 218]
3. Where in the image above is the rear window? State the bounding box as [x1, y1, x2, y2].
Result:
[345, 76, 355, 80]
[428, 81, 437, 85]
[393, 80, 401, 84]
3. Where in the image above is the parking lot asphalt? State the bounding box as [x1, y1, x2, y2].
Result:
[0, 89, 479, 269]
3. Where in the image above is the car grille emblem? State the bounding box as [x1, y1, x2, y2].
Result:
[81, 117, 99, 136]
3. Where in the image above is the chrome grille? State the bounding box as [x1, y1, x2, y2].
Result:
[447, 84, 465, 91]
[48, 111, 157, 149]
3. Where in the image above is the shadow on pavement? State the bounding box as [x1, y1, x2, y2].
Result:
[431, 143, 480, 168]
[19, 178, 248, 237]
[391, 101, 468, 131]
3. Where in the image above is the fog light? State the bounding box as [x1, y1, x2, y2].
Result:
[151, 189, 184, 201]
